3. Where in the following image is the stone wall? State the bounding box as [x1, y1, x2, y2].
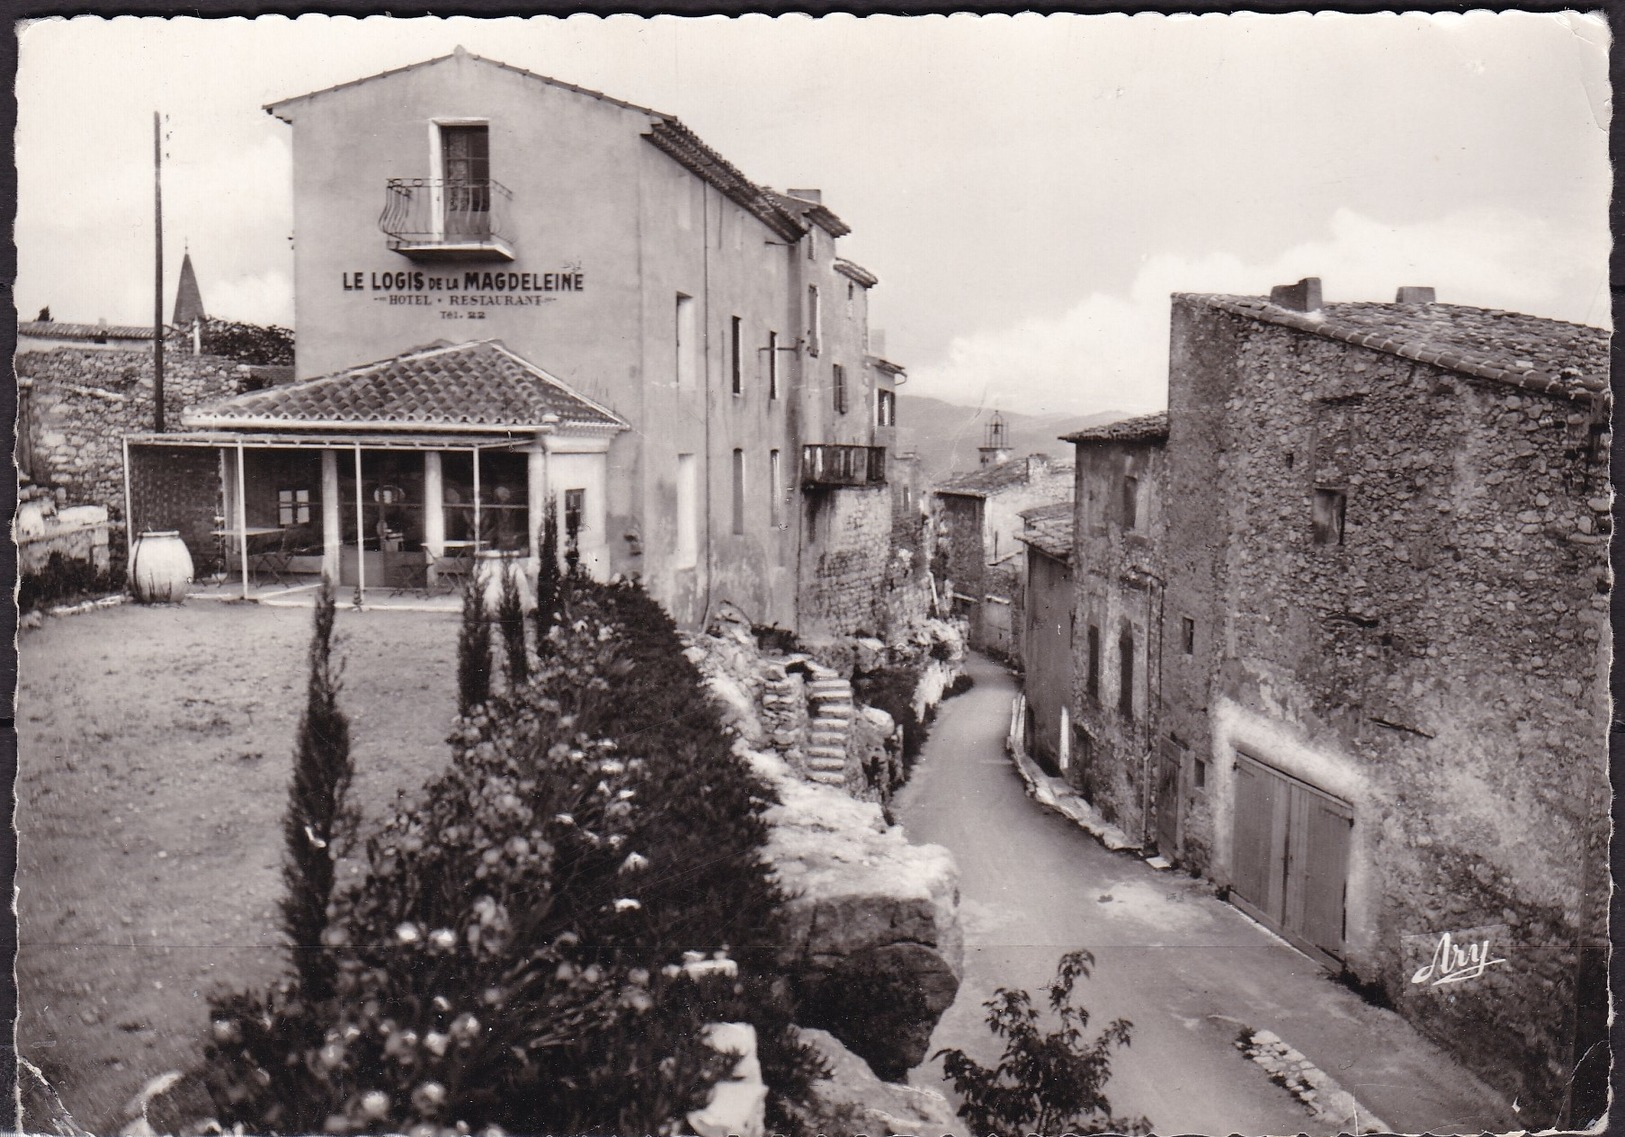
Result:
[1068, 438, 1169, 839]
[15, 485, 111, 575]
[1163, 297, 1611, 1116]
[799, 484, 893, 638]
[17, 347, 252, 529]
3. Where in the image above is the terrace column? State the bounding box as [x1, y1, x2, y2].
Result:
[321, 450, 342, 582]
[424, 451, 445, 557]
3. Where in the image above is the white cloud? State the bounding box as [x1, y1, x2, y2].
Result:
[208, 271, 296, 327]
[906, 206, 1609, 416]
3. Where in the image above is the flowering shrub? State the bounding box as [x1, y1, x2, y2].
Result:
[204, 576, 822, 1135]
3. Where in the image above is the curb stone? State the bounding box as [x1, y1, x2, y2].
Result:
[1236, 1026, 1392, 1134]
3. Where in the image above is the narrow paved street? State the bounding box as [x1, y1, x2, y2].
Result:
[895, 653, 1513, 1135]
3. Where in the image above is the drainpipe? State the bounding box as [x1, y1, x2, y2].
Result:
[701, 182, 714, 626]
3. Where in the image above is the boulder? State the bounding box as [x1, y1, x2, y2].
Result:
[746, 747, 962, 1081]
[793, 1027, 958, 1136]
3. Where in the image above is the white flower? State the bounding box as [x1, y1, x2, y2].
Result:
[619, 852, 649, 874]
[613, 897, 641, 912]
[359, 1090, 390, 1120]
[554, 813, 575, 826]
[395, 922, 422, 945]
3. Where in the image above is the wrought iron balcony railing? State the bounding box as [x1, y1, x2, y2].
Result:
[379, 179, 516, 261]
[802, 444, 887, 488]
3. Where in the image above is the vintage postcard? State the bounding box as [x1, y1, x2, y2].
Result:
[11, 12, 1612, 1136]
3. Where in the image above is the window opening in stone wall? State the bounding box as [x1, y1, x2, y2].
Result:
[676, 454, 697, 568]
[1122, 474, 1139, 531]
[731, 448, 746, 535]
[1285, 451, 1295, 469]
[278, 488, 312, 527]
[1194, 756, 1207, 789]
[675, 294, 696, 387]
[1181, 616, 1195, 654]
[1313, 488, 1347, 545]
[769, 449, 782, 528]
[877, 388, 896, 427]
[834, 364, 848, 414]
[768, 330, 780, 400]
[730, 316, 742, 396]
[1087, 624, 1101, 703]
[563, 488, 585, 544]
[807, 285, 821, 356]
[1118, 629, 1135, 720]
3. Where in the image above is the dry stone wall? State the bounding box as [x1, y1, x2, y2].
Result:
[1164, 298, 1611, 1115]
[800, 484, 893, 638]
[17, 347, 252, 525]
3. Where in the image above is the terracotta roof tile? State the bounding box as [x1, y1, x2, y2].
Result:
[19, 321, 155, 342]
[1017, 509, 1074, 561]
[184, 340, 628, 433]
[1184, 295, 1609, 403]
[936, 455, 1073, 498]
[1062, 411, 1169, 444]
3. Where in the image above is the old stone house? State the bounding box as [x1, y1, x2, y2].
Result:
[1048, 279, 1609, 1123]
[1013, 500, 1073, 774]
[1056, 412, 1169, 831]
[120, 47, 912, 636]
[933, 452, 1073, 656]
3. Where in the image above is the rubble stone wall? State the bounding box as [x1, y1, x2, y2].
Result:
[799, 485, 892, 638]
[17, 348, 251, 523]
[1165, 298, 1611, 1114]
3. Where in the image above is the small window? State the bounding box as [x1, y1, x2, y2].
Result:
[1313, 488, 1347, 545]
[676, 454, 698, 568]
[731, 449, 746, 535]
[675, 294, 696, 387]
[563, 488, 586, 541]
[768, 330, 780, 400]
[1086, 625, 1101, 703]
[730, 316, 742, 396]
[278, 488, 312, 527]
[1118, 629, 1135, 720]
[833, 364, 848, 415]
[1122, 475, 1139, 531]
[769, 449, 782, 528]
[1181, 617, 1195, 655]
[1194, 757, 1207, 790]
[877, 388, 896, 428]
[807, 285, 821, 356]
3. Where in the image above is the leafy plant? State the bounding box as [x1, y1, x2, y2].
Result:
[18, 551, 124, 614]
[203, 576, 818, 1136]
[532, 497, 563, 652]
[190, 317, 295, 366]
[496, 568, 528, 688]
[936, 950, 1147, 1137]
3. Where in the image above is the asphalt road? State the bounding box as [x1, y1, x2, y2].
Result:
[894, 652, 1512, 1136]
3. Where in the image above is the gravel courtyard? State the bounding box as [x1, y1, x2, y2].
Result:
[16, 600, 463, 1134]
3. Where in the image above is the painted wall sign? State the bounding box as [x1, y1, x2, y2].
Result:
[341, 268, 585, 317]
[340, 269, 586, 293]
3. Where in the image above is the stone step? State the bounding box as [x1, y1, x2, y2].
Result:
[808, 730, 847, 748]
[809, 676, 851, 689]
[807, 769, 846, 785]
[806, 745, 846, 761]
[813, 704, 854, 720]
[808, 688, 853, 703]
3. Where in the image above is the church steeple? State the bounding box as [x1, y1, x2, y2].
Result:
[172, 249, 206, 328]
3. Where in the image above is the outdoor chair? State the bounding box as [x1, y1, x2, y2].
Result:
[380, 538, 427, 597]
[430, 546, 474, 593]
[246, 528, 294, 587]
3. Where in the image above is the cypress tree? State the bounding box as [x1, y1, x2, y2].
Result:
[498, 566, 529, 688]
[533, 494, 563, 651]
[279, 581, 353, 1000]
[457, 570, 492, 716]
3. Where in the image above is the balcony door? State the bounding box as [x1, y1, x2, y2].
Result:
[440, 124, 490, 238]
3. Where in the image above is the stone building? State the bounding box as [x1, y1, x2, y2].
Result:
[1044, 280, 1609, 1123]
[1013, 501, 1073, 774]
[121, 47, 912, 634]
[1057, 412, 1169, 837]
[933, 452, 1073, 656]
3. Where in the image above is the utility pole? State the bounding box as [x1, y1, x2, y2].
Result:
[153, 111, 165, 432]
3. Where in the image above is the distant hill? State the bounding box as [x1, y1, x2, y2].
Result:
[894, 393, 1133, 482]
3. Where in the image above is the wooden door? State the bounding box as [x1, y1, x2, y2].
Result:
[441, 125, 491, 237]
[1230, 754, 1350, 964]
[1154, 738, 1183, 857]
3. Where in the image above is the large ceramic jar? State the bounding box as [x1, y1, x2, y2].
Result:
[129, 530, 194, 604]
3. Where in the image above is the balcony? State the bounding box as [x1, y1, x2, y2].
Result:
[802, 444, 887, 488]
[379, 179, 516, 262]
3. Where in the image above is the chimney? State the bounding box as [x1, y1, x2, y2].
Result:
[786, 188, 823, 205]
[1269, 277, 1322, 313]
[1395, 286, 1436, 305]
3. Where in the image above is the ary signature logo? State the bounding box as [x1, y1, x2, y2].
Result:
[1409, 927, 1508, 987]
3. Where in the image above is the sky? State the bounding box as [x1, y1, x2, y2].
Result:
[14, 13, 1611, 416]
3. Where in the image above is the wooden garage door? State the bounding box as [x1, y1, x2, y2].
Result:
[1230, 753, 1351, 965]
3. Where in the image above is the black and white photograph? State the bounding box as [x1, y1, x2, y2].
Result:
[10, 12, 1613, 1137]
